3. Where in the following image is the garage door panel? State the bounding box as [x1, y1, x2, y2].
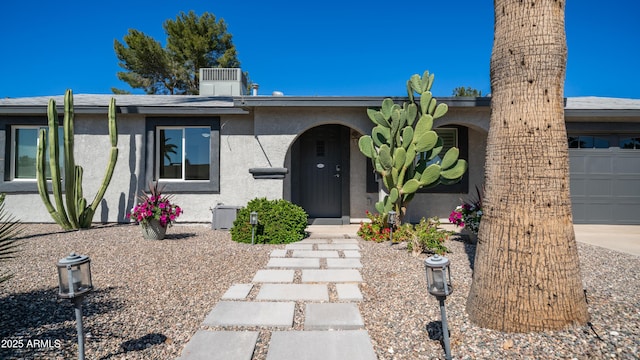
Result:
[569, 149, 640, 225]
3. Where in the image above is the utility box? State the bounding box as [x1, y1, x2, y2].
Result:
[211, 205, 242, 230]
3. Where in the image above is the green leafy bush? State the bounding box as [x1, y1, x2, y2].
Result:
[231, 198, 308, 244]
[407, 217, 451, 255]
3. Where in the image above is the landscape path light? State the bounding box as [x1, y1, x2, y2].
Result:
[250, 211, 258, 245]
[56, 253, 93, 360]
[424, 254, 453, 360]
[387, 210, 397, 244]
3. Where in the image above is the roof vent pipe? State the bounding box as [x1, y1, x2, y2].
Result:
[251, 83, 259, 96]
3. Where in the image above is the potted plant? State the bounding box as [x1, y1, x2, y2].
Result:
[449, 186, 483, 243]
[127, 182, 182, 240]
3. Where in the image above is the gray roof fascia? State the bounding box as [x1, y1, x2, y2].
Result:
[234, 96, 492, 108]
[0, 105, 248, 116]
[564, 109, 640, 118]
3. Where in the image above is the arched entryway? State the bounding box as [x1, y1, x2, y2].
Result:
[290, 124, 350, 224]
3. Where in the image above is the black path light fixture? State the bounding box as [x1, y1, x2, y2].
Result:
[387, 210, 397, 243]
[56, 253, 93, 360]
[250, 211, 258, 245]
[424, 254, 453, 360]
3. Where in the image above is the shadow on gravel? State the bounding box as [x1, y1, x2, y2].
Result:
[162, 232, 198, 240]
[13, 224, 132, 241]
[426, 320, 449, 354]
[0, 286, 124, 359]
[98, 333, 168, 360]
[450, 234, 477, 270]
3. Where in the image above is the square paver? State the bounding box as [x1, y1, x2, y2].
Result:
[266, 330, 376, 360]
[292, 250, 339, 258]
[336, 283, 363, 301]
[284, 243, 314, 250]
[304, 303, 364, 330]
[326, 258, 362, 268]
[203, 301, 294, 328]
[178, 330, 258, 360]
[317, 244, 360, 250]
[221, 284, 253, 299]
[267, 258, 320, 268]
[343, 250, 361, 258]
[252, 269, 295, 283]
[298, 239, 330, 244]
[270, 249, 287, 258]
[256, 284, 328, 301]
[301, 269, 363, 283]
[330, 238, 359, 244]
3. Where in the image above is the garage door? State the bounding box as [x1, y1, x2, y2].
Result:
[569, 149, 640, 224]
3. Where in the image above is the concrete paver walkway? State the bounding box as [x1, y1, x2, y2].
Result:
[177, 231, 376, 360]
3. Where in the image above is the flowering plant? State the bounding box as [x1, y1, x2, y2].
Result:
[449, 186, 483, 235]
[127, 182, 182, 227]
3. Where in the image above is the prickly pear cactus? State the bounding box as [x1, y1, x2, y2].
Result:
[358, 71, 467, 223]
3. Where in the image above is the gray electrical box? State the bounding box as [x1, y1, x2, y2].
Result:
[212, 205, 242, 230]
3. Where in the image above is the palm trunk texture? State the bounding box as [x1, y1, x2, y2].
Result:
[466, 0, 590, 332]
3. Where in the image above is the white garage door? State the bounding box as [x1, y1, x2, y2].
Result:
[569, 149, 640, 224]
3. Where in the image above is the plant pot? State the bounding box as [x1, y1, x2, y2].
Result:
[141, 219, 167, 240]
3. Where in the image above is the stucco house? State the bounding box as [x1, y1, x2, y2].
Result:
[1, 69, 639, 225]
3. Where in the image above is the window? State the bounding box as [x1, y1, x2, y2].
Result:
[620, 137, 640, 149]
[365, 126, 469, 194]
[157, 127, 211, 180]
[146, 117, 220, 193]
[568, 135, 610, 149]
[11, 126, 64, 180]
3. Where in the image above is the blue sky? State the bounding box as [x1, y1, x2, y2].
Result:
[1, 0, 638, 99]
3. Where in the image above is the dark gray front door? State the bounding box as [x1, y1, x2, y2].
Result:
[298, 125, 344, 218]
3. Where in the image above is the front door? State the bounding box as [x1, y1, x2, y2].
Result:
[297, 125, 346, 218]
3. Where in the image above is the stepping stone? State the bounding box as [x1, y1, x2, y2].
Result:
[326, 258, 362, 268]
[270, 249, 287, 258]
[266, 330, 376, 360]
[298, 239, 330, 244]
[203, 301, 294, 328]
[317, 244, 360, 250]
[336, 283, 363, 301]
[284, 243, 313, 250]
[302, 269, 363, 283]
[178, 330, 258, 360]
[221, 284, 253, 300]
[304, 303, 364, 330]
[267, 258, 320, 269]
[343, 250, 361, 258]
[252, 269, 295, 283]
[256, 284, 328, 301]
[330, 238, 359, 244]
[292, 250, 339, 258]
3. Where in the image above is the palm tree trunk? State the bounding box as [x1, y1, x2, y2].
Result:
[466, 0, 590, 332]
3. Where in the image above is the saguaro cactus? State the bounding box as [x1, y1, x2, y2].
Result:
[36, 89, 118, 229]
[358, 71, 467, 223]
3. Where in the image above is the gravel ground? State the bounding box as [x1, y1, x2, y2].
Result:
[0, 223, 638, 359]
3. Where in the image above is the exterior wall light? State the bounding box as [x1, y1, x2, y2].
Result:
[250, 211, 258, 245]
[387, 210, 397, 243]
[57, 253, 93, 360]
[425, 254, 453, 360]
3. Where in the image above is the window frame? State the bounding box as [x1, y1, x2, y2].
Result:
[145, 117, 220, 193]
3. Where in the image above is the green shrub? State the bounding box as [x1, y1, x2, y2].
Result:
[407, 217, 451, 255]
[231, 198, 308, 244]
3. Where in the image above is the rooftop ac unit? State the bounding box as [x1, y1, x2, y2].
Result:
[199, 68, 247, 96]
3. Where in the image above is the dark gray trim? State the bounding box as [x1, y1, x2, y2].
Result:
[234, 96, 492, 108]
[249, 167, 288, 179]
[566, 122, 640, 132]
[145, 117, 220, 193]
[565, 109, 640, 118]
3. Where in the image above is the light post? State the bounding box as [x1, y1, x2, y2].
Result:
[425, 254, 453, 360]
[387, 210, 396, 244]
[250, 211, 258, 245]
[56, 253, 93, 360]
